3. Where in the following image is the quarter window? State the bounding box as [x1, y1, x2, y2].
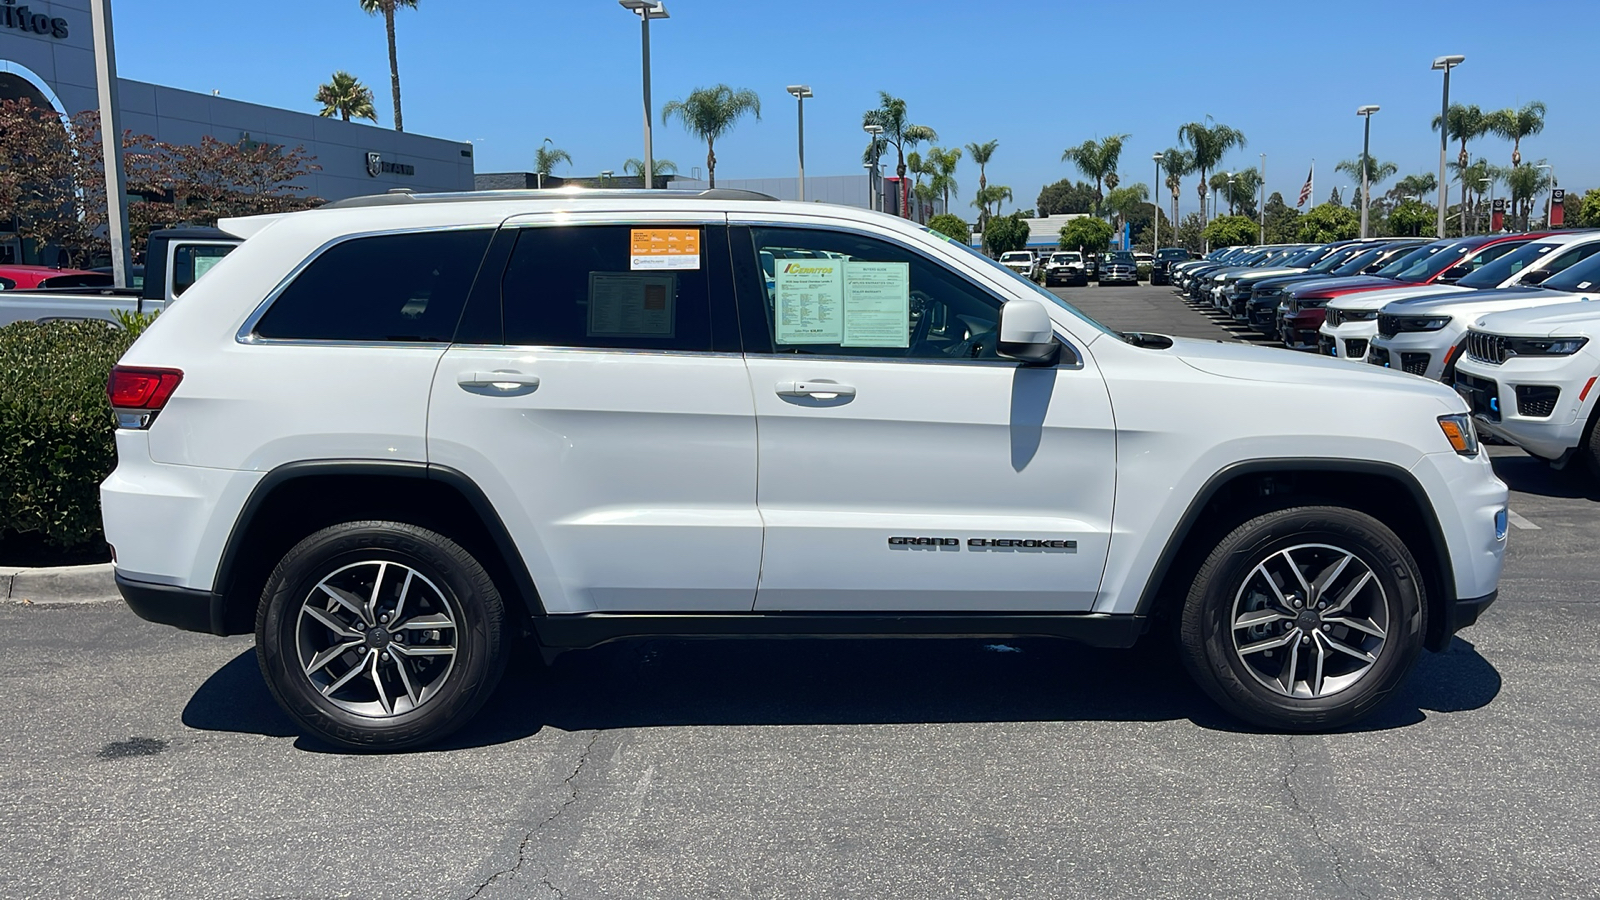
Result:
[172, 243, 236, 296]
[500, 225, 715, 351]
[254, 229, 493, 342]
[744, 226, 1009, 360]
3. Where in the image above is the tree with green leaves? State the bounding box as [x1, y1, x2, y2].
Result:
[1202, 215, 1258, 249]
[1036, 179, 1098, 216]
[1391, 173, 1437, 203]
[314, 71, 377, 123]
[1335, 155, 1398, 206]
[1487, 101, 1547, 169]
[1059, 216, 1113, 254]
[1579, 189, 1600, 229]
[1177, 117, 1246, 225]
[357, 0, 418, 131]
[1297, 202, 1359, 242]
[534, 138, 572, 177]
[1505, 160, 1553, 228]
[965, 139, 998, 193]
[862, 92, 937, 219]
[1261, 192, 1301, 244]
[1173, 211, 1206, 255]
[1104, 183, 1149, 236]
[927, 213, 970, 244]
[1060, 134, 1129, 210]
[982, 213, 1030, 256]
[1209, 171, 1260, 218]
[925, 146, 962, 213]
[972, 184, 1013, 221]
[1156, 147, 1194, 237]
[1387, 199, 1434, 237]
[1431, 103, 1490, 225]
[624, 157, 676, 182]
[662, 85, 761, 189]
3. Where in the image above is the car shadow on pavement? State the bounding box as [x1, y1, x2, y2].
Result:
[1490, 452, 1600, 500]
[182, 633, 1502, 752]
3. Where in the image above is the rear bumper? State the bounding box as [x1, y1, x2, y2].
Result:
[116, 573, 229, 636]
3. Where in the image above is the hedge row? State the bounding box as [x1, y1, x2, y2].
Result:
[0, 320, 136, 550]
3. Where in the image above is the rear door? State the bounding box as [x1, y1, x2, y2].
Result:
[426, 213, 763, 614]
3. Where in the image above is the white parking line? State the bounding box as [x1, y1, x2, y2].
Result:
[1507, 510, 1541, 531]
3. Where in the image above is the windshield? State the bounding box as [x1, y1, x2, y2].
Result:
[1157, 248, 1189, 260]
[937, 230, 1119, 338]
[1330, 245, 1400, 276]
[1277, 247, 1321, 267]
[1108, 251, 1134, 262]
[1306, 246, 1361, 274]
[1053, 253, 1081, 262]
[1457, 242, 1557, 289]
[1374, 241, 1450, 278]
[1541, 252, 1600, 293]
[1000, 252, 1030, 261]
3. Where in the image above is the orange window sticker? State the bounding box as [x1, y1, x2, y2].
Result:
[630, 228, 701, 270]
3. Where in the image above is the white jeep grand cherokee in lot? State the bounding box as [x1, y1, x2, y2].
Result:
[103, 189, 1508, 749]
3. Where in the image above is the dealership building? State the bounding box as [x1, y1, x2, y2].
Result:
[2, 0, 475, 262]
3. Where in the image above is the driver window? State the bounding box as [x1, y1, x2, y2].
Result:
[746, 226, 1006, 361]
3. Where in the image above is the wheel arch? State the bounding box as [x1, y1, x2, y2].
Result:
[210, 461, 545, 636]
[1134, 459, 1457, 651]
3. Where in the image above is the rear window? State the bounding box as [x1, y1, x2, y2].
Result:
[39, 273, 114, 289]
[254, 229, 492, 342]
[1542, 253, 1600, 293]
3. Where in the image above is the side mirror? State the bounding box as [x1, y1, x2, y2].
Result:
[998, 299, 1061, 366]
[1519, 268, 1551, 285]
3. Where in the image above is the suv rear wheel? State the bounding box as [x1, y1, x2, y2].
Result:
[256, 521, 509, 750]
[1178, 506, 1426, 731]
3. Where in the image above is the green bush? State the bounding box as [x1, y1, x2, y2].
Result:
[1201, 215, 1258, 249]
[1297, 202, 1360, 242]
[927, 213, 971, 244]
[0, 321, 135, 549]
[1059, 216, 1113, 253]
[982, 214, 1031, 256]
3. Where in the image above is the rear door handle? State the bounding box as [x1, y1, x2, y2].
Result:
[775, 380, 856, 399]
[457, 371, 540, 391]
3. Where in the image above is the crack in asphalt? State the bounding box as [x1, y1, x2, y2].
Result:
[465, 731, 602, 900]
[1281, 735, 1372, 900]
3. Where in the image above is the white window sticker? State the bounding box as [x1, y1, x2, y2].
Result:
[774, 259, 844, 344]
[191, 253, 224, 281]
[587, 272, 675, 337]
[841, 261, 910, 348]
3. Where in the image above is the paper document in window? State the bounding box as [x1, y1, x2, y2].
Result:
[774, 259, 844, 344]
[588, 272, 676, 337]
[841, 261, 910, 348]
[191, 253, 225, 281]
[630, 228, 701, 270]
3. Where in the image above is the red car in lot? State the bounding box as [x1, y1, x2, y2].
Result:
[0, 264, 114, 291]
[1278, 233, 1549, 350]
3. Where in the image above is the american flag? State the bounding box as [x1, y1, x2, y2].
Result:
[1297, 164, 1314, 208]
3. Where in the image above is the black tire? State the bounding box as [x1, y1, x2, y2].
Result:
[1178, 506, 1426, 731]
[256, 521, 509, 750]
[1582, 404, 1600, 479]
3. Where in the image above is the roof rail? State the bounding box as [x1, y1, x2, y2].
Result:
[320, 186, 778, 210]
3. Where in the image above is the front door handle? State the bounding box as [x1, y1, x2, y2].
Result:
[457, 370, 540, 391]
[775, 380, 856, 399]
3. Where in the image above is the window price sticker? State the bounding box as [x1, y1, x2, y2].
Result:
[630, 228, 701, 270]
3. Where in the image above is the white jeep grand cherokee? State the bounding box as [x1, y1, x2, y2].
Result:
[103, 189, 1508, 749]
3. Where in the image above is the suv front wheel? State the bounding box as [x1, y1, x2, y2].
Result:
[1179, 506, 1426, 731]
[256, 521, 509, 750]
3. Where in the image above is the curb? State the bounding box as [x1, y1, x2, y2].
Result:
[1, 562, 119, 605]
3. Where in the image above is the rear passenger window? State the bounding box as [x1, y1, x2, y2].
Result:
[254, 229, 492, 342]
[500, 225, 714, 351]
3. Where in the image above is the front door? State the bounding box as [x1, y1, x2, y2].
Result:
[427, 215, 762, 614]
[730, 220, 1117, 612]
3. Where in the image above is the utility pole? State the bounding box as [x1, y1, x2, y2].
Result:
[91, 0, 130, 289]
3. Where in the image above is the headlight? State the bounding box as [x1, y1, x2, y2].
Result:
[1438, 413, 1480, 456]
[1397, 315, 1451, 332]
[1346, 310, 1378, 322]
[1506, 337, 1588, 357]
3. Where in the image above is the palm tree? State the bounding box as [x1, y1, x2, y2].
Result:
[1177, 117, 1247, 224]
[1335, 155, 1398, 205]
[1157, 147, 1194, 237]
[1060, 134, 1130, 211]
[358, 0, 418, 132]
[624, 157, 677, 183]
[1448, 157, 1501, 231]
[862, 92, 938, 218]
[1104, 184, 1149, 236]
[662, 85, 761, 189]
[1486, 101, 1547, 168]
[314, 71, 377, 123]
[1229, 168, 1264, 217]
[965, 139, 998, 194]
[1505, 159, 1551, 227]
[926, 146, 962, 212]
[533, 138, 572, 183]
[1431, 103, 1490, 223]
[972, 184, 1013, 220]
[1393, 173, 1437, 202]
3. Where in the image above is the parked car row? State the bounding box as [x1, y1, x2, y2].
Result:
[1173, 232, 1600, 478]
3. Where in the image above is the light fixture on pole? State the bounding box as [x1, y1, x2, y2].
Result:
[864, 123, 884, 212]
[787, 85, 812, 201]
[619, 1, 669, 189]
[1152, 153, 1162, 253]
[1357, 105, 1380, 238]
[1432, 54, 1465, 237]
[600, 169, 614, 188]
[1227, 173, 1236, 217]
[1536, 163, 1556, 228]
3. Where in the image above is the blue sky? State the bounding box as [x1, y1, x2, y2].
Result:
[115, 0, 1599, 216]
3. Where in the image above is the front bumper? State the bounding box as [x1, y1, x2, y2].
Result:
[1282, 311, 1325, 350]
[1454, 352, 1600, 460]
[1410, 448, 1508, 644]
[1434, 591, 1498, 651]
[1318, 320, 1379, 362]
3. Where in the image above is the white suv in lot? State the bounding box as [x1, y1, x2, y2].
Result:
[104, 189, 1508, 749]
[1455, 300, 1600, 472]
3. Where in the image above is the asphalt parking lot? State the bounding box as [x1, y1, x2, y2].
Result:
[3, 282, 1598, 900]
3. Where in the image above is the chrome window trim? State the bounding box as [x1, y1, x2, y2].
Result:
[235, 224, 498, 345]
[465, 345, 744, 360]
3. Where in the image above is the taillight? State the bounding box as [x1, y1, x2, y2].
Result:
[107, 366, 183, 429]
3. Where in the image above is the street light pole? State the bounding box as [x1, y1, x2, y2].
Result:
[1432, 54, 1464, 237]
[864, 123, 884, 212]
[90, 0, 130, 289]
[1259, 152, 1266, 244]
[620, 1, 669, 188]
[1536, 163, 1555, 228]
[1357, 105, 1380, 238]
[1478, 177, 1492, 234]
[1152, 153, 1162, 252]
[787, 85, 812, 201]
